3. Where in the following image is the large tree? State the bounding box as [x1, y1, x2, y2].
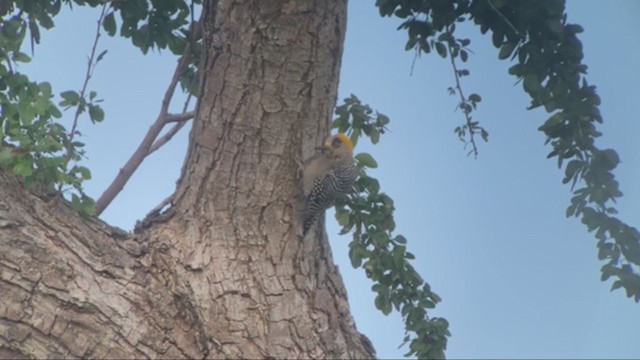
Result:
[1, 0, 378, 358]
[1, 0, 638, 359]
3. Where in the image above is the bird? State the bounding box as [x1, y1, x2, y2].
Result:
[302, 133, 356, 236]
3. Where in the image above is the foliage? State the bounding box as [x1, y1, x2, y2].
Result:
[0, 0, 201, 216]
[0, 8, 97, 215]
[104, 0, 202, 95]
[2, 0, 638, 359]
[334, 95, 449, 359]
[376, 0, 640, 302]
[4, 1, 448, 357]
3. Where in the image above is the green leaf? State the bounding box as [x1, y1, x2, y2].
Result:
[71, 193, 82, 209]
[498, 42, 516, 60]
[88, 104, 105, 123]
[435, 42, 447, 58]
[0, 148, 13, 166]
[395, 235, 407, 244]
[356, 152, 378, 169]
[75, 166, 92, 180]
[337, 211, 351, 226]
[349, 243, 365, 268]
[566, 24, 584, 34]
[602, 149, 620, 170]
[12, 52, 31, 63]
[523, 74, 540, 92]
[611, 280, 623, 291]
[547, 19, 564, 35]
[38, 82, 53, 97]
[49, 105, 62, 118]
[492, 26, 504, 48]
[563, 160, 583, 184]
[480, 128, 489, 142]
[28, 18, 41, 45]
[59, 90, 80, 106]
[375, 293, 392, 315]
[13, 158, 33, 176]
[460, 49, 468, 62]
[378, 113, 390, 125]
[369, 129, 380, 144]
[350, 127, 360, 147]
[167, 34, 187, 55]
[96, 50, 108, 63]
[103, 12, 117, 36]
[78, 195, 96, 217]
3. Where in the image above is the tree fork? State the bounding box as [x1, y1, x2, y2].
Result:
[0, 0, 375, 358]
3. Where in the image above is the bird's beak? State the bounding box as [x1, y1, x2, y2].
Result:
[315, 145, 331, 153]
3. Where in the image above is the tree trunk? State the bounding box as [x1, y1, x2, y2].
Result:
[0, 0, 376, 358]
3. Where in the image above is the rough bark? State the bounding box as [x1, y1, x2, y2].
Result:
[0, 0, 376, 359]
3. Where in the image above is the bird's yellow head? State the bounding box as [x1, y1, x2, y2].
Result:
[324, 133, 354, 153]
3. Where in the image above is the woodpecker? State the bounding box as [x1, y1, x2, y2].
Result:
[302, 133, 356, 236]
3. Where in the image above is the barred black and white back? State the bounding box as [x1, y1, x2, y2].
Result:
[302, 161, 356, 236]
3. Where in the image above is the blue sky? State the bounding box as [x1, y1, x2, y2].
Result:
[19, 1, 639, 358]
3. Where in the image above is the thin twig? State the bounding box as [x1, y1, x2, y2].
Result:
[95, 34, 196, 215]
[65, 4, 108, 166]
[142, 93, 195, 220]
[2, 11, 22, 72]
[486, 0, 523, 38]
[410, 47, 419, 76]
[446, 26, 479, 158]
[148, 121, 188, 155]
[164, 110, 195, 123]
[144, 193, 174, 218]
[149, 95, 194, 155]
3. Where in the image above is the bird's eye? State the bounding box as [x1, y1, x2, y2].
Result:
[332, 137, 342, 148]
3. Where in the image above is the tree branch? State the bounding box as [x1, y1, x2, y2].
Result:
[486, 0, 524, 38]
[95, 40, 195, 216]
[64, 4, 108, 167]
[165, 111, 195, 123]
[446, 28, 479, 158]
[149, 95, 194, 155]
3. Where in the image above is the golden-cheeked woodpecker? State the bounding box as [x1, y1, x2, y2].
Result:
[302, 133, 356, 236]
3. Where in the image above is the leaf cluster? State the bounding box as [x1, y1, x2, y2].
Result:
[1, 0, 203, 214]
[103, 0, 202, 95]
[0, 4, 101, 215]
[385, 0, 489, 157]
[377, 0, 640, 303]
[333, 95, 449, 360]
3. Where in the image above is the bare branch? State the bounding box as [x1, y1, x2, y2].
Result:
[64, 4, 108, 167]
[141, 94, 195, 222]
[446, 26, 479, 158]
[142, 194, 173, 222]
[149, 95, 194, 155]
[148, 121, 188, 155]
[95, 11, 203, 215]
[95, 42, 194, 216]
[486, 0, 524, 38]
[165, 111, 195, 123]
